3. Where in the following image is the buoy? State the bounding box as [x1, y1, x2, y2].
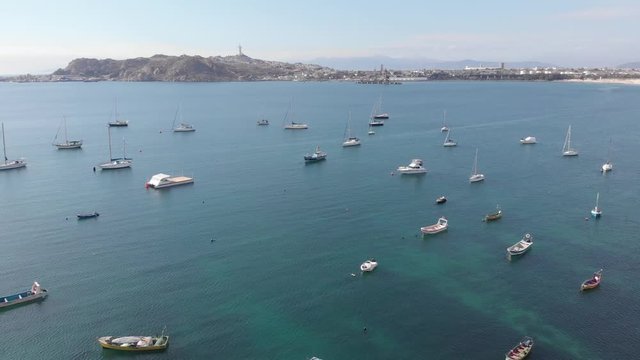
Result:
[93, 166, 96, 172]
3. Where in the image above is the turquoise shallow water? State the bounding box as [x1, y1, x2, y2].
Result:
[1, 81, 639, 359]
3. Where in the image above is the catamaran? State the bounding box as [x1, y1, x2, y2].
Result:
[52, 116, 82, 149]
[0, 122, 26, 170]
[562, 125, 578, 156]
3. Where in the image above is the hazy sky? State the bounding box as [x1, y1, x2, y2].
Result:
[1, 0, 638, 73]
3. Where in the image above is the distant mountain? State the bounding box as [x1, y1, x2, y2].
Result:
[308, 56, 555, 70]
[52, 54, 334, 81]
[617, 62, 640, 69]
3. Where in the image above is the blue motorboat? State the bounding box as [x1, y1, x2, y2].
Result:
[1, 282, 48, 309]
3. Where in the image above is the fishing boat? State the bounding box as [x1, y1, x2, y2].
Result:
[146, 173, 194, 189]
[0, 123, 26, 170]
[421, 217, 448, 235]
[562, 125, 578, 156]
[257, 119, 269, 126]
[581, 269, 603, 291]
[440, 110, 449, 132]
[601, 138, 613, 172]
[52, 116, 83, 149]
[98, 329, 169, 352]
[483, 205, 502, 222]
[436, 196, 447, 204]
[283, 99, 308, 129]
[304, 146, 327, 162]
[108, 99, 129, 127]
[342, 112, 361, 147]
[77, 212, 99, 219]
[520, 136, 536, 144]
[172, 105, 195, 132]
[99, 126, 132, 170]
[397, 159, 427, 174]
[505, 336, 534, 360]
[590, 192, 602, 218]
[443, 128, 457, 147]
[372, 96, 389, 119]
[469, 148, 485, 183]
[360, 259, 378, 272]
[0, 282, 47, 309]
[507, 233, 533, 257]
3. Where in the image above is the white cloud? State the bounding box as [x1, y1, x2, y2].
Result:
[555, 5, 640, 20]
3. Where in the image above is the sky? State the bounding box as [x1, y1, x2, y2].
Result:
[1, 0, 639, 73]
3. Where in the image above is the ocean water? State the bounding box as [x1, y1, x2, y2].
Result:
[1, 80, 639, 359]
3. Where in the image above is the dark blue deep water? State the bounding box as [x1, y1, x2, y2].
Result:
[1, 81, 639, 359]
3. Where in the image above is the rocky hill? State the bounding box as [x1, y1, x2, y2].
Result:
[52, 54, 336, 81]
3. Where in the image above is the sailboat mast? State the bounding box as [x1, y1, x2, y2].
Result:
[595, 192, 600, 208]
[107, 125, 113, 160]
[2, 122, 7, 162]
[64, 116, 68, 143]
[567, 125, 572, 149]
[122, 137, 126, 159]
[473, 148, 478, 175]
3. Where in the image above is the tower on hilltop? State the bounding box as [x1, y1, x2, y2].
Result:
[238, 44, 243, 56]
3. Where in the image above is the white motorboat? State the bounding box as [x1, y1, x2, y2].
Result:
[469, 148, 485, 182]
[520, 136, 536, 144]
[146, 173, 194, 189]
[443, 128, 457, 147]
[507, 233, 533, 257]
[396, 159, 427, 174]
[360, 259, 378, 272]
[590, 192, 602, 218]
[562, 125, 578, 156]
[0, 123, 26, 170]
[601, 138, 613, 172]
[52, 116, 83, 149]
[99, 126, 132, 170]
[421, 217, 448, 235]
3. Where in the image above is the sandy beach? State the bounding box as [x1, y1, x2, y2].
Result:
[561, 78, 640, 86]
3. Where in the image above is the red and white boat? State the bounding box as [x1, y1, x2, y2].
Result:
[505, 336, 533, 360]
[420, 217, 448, 235]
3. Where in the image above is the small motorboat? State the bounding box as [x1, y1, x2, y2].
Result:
[98, 332, 169, 352]
[483, 206, 502, 222]
[581, 269, 603, 291]
[396, 159, 427, 174]
[505, 336, 534, 360]
[284, 121, 308, 129]
[360, 259, 378, 272]
[507, 233, 533, 257]
[520, 136, 537, 144]
[420, 217, 448, 235]
[257, 119, 269, 126]
[0, 282, 47, 309]
[436, 196, 447, 204]
[601, 161, 613, 173]
[77, 212, 99, 219]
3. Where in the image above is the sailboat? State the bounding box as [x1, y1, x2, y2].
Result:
[562, 125, 578, 156]
[590, 192, 602, 218]
[282, 99, 308, 129]
[52, 116, 83, 149]
[368, 125, 375, 135]
[443, 128, 457, 147]
[99, 126, 132, 170]
[0, 122, 26, 170]
[440, 110, 449, 132]
[368, 97, 385, 126]
[342, 112, 361, 147]
[108, 98, 128, 127]
[372, 96, 389, 119]
[601, 138, 613, 172]
[172, 105, 195, 132]
[469, 148, 485, 182]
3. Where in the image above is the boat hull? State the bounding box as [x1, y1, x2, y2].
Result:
[99, 160, 132, 170]
[563, 150, 578, 156]
[98, 336, 169, 351]
[469, 174, 485, 183]
[77, 213, 99, 219]
[0, 161, 26, 170]
[174, 128, 195, 132]
[108, 122, 128, 127]
[397, 168, 427, 174]
[369, 121, 384, 126]
[55, 142, 83, 149]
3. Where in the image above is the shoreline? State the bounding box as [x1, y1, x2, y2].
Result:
[560, 78, 640, 86]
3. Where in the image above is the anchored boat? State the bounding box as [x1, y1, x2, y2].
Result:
[507, 233, 533, 257]
[396, 159, 427, 174]
[581, 269, 603, 291]
[421, 217, 448, 235]
[98, 330, 169, 352]
[360, 259, 378, 272]
[483, 206, 502, 222]
[146, 173, 194, 189]
[505, 336, 534, 360]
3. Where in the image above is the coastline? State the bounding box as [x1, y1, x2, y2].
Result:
[560, 78, 640, 86]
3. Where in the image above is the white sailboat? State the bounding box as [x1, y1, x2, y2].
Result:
[368, 97, 385, 126]
[172, 105, 195, 132]
[0, 122, 26, 170]
[283, 99, 308, 129]
[562, 125, 578, 156]
[440, 110, 449, 132]
[368, 125, 375, 135]
[342, 112, 361, 147]
[591, 192, 602, 218]
[99, 126, 132, 170]
[602, 138, 613, 172]
[469, 148, 485, 183]
[443, 128, 457, 147]
[53, 116, 83, 149]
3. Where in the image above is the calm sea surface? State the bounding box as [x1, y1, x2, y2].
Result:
[1, 81, 639, 359]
